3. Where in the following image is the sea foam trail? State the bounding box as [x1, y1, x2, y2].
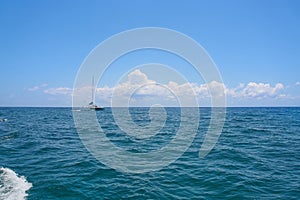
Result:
[0, 167, 32, 200]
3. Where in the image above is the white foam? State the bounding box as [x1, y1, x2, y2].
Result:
[0, 167, 32, 200]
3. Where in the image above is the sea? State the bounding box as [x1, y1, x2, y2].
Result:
[0, 107, 299, 199]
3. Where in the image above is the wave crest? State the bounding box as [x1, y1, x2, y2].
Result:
[0, 167, 32, 200]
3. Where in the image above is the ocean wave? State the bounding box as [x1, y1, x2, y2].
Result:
[0, 167, 32, 200]
[0, 118, 7, 122]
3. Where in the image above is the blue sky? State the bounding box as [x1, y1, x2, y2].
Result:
[0, 0, 299, 106]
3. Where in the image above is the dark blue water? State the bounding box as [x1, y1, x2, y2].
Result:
[0, 107, 299, 199]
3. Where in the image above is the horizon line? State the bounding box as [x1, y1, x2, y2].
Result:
[0, 106, 300, 108]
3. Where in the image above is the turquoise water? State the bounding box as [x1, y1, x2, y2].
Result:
[0, 107, 299, 199]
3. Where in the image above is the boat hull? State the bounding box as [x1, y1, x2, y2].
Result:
[90, 107, 104, 110]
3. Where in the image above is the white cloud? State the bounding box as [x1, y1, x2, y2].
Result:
[94, 70, 287, 106]
[296, 82, 300, 86]
[95, 70, 226, 106]
[219, 82, 284, 99]
[27, 83, 48, 91]
[239, 82, 284, 98]
[44, 87, 73, 95]
[127, 69, 155, 85]
[42, 70, 289, 106]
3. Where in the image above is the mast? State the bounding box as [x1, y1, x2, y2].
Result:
[92, 76, 94, 104]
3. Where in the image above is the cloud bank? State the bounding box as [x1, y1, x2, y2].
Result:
[93, 70, 286, 106]
[34, 70, 293, 106]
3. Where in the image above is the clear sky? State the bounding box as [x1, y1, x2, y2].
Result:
[0, 0, 299, 106]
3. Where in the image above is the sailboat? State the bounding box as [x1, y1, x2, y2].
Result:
[88, 77, 104, 110]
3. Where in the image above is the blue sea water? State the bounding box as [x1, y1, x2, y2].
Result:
[0, 107, 299, 199]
